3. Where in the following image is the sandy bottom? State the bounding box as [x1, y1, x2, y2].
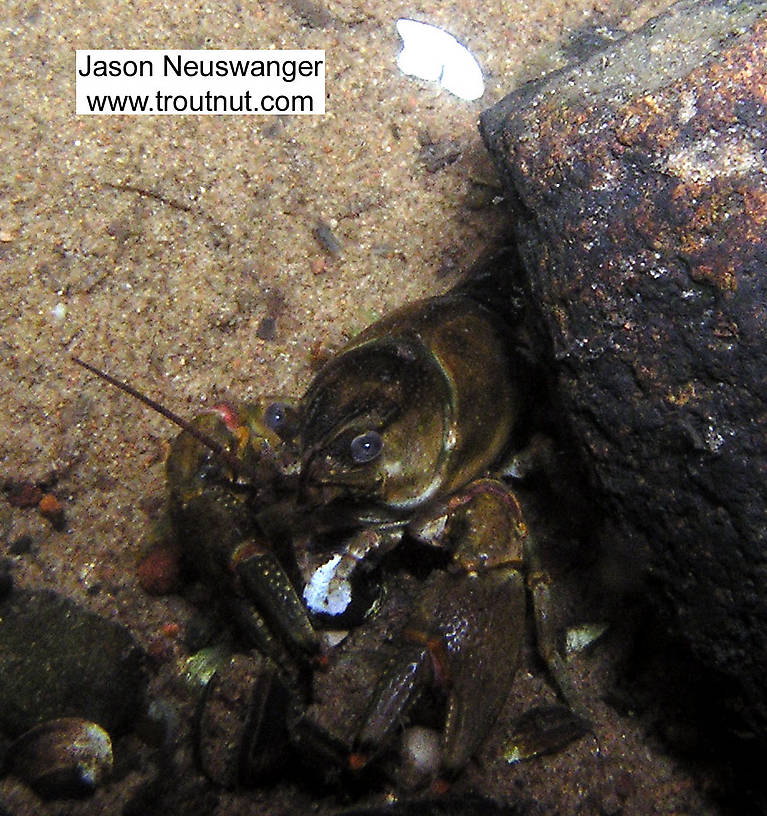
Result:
[0, 0, 729, 813]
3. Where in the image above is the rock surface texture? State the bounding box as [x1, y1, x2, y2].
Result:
[481, 0, 767, 742]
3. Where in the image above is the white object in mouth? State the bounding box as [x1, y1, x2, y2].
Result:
[303, 553, 352, 617]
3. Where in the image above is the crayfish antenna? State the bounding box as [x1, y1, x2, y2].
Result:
[72, 356, 255, 480]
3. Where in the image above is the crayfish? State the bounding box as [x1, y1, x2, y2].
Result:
[74, 250, 589, 791]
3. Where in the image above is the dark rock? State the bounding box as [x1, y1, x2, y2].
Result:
[480, 0, 767, 741]
[0, 590, 147, 738]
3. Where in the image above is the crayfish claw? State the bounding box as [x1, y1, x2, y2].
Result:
[232, 540, 320, 663]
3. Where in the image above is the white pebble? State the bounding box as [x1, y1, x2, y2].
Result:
[401, 725, 441, 778]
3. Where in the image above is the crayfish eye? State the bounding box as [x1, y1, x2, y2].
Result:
[264, 401, 297, 440]
[349, 430, 383, 464]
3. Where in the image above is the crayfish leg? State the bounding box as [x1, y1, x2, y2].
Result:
[351, 563, 527, 779]
[350, 479, 531, 779]
[527, 566, 590, 720]
[351, 642, 434, 770]
[437, 566, 527, 776]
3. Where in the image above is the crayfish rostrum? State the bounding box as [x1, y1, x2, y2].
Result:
[75, 252, 589, 790]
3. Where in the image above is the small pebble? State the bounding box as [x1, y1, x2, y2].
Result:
[38, 493, 65, 528]
[137, 544, 181, 595]
[310, 256, 326, 275]
[400, 725, 441, 788]
[160, 622, 180, 639]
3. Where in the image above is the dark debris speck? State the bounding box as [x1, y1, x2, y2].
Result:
[0, 560, 13, 601]
[418, 138, 463, 173]
[8, 534, 33, 555]
[3, 480, 43, 508]
[313, 220, 343, 256]
[256, 316, 277, 340]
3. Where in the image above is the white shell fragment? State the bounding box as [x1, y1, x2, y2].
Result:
[395, 19, 484, 101]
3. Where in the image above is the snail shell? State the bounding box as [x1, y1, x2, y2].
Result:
[6, 717, 113, 798]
